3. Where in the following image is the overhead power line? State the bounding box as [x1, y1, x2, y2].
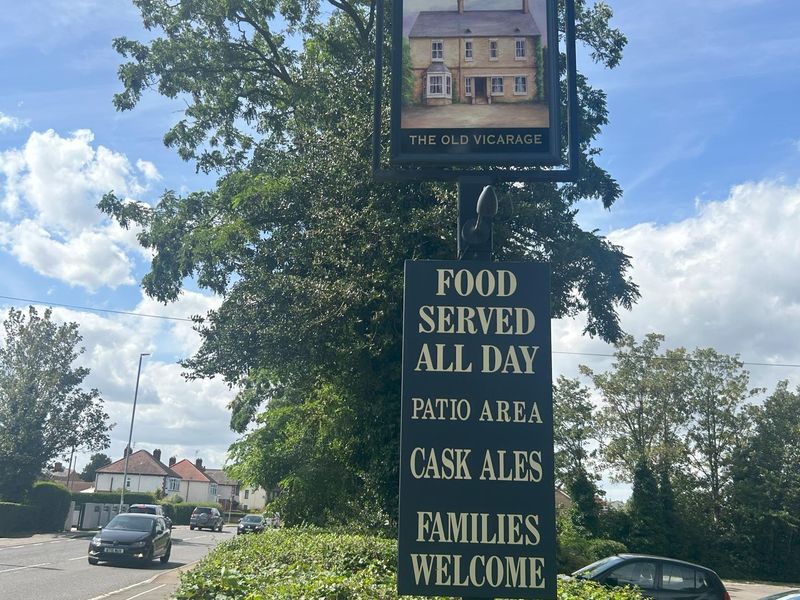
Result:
[1, 293, 799, 369]
[0, 295, 193, 322]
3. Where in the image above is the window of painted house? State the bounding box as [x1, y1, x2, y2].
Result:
[491, 76, 504, 95]
[464, 40, 473, 61]
[167, 477, 180, 492]
[210, 483, 217, 497]
[464, 77, 473, 96]
[489, 39, 498, 60]
[431, 40, 443, 61]
[515, 38, 526, 59]
[514, 76, 528, 94]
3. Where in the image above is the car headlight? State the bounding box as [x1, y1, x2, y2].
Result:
[91, 537, 102, 546]
[130, 541, 147, 548]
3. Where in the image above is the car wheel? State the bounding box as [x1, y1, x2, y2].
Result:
[160, 543, 171, 564]
[189, 525, 195, 530]
[218, 523, 223, 532]
[88, 557, 99, 565]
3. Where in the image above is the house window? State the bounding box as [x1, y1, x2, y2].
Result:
[464, 39, 473, 61]
[244, 489, 250, 499]
[125, 477, 132, 489]
[515, 38, 526, 59]
[514, 76, 528, 95]
[489, 39, 498, 60]
[491, 76, 504, 95]
[427, 73, 452, 98]
[464, 77, 473, 96]
[167, 477, 180, 492]
[210, 483, 217, 497]
[431, 40, 443, 61]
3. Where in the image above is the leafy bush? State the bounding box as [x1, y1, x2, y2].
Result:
[0, 502, 37, 535]
[174, 528, 645, 600]
[557, 510, 628, 574]
[30, 482, 71, 532]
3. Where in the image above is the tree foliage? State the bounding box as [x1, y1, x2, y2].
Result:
[0, 307, 112, 502]
[80, 452, 112, 482]
[104, 0, 637, 523]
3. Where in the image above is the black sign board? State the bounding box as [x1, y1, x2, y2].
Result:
[398, 260, 556, 598]
[390, 0, 560, 166]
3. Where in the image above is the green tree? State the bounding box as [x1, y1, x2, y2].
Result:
[80, 452, 112, 482]
[725, 380, 800, 580]
[627, 460, 666, 555]
[684, 348, 757, 522]
[0, 307, 112, 502]
[103, 0, 636, 523]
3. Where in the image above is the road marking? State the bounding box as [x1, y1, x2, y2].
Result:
[69, 555, 86, 560]
[124, 584, 166, 600]
[0, 561, 51, 574]
[85, 573, 162, 600]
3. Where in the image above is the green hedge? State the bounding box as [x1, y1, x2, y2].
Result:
[0, 503, 38, 535]
[163, 502, 222, 525]
[174, 528, 645, 600]
[30, 482, 71, 532]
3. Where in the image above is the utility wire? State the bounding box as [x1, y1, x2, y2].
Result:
[0, 295, 193, 322]
[2, 293, 800, 369]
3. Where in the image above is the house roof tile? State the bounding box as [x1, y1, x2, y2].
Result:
[96, 450, 181, 478]
[170, 459, 211, 482]
[204, 469, 238, 487]
[409, 10, 540, 39]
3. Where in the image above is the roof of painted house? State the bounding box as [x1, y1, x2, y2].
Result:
[409, 10, 540, 39]
[96, 450, 181, 478]
[170, 459, 212, 482]
[204, 469, 238, 487]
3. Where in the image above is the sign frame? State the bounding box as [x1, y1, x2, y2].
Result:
[372, 0, 580, 182]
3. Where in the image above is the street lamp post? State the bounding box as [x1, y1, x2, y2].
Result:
[119, 353, 150, 512]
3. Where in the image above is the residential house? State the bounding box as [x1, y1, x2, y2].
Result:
[170, 458, 219, 504]
[205, 469, 239, 511]
[407, 0, 540, 105]
[95, 449, 182, 495]
[41, 463, 93, 493]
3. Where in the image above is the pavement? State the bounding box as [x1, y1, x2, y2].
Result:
[725, 580, 799, 600]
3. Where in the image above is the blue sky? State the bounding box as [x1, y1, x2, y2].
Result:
[1, 0, 799, 499]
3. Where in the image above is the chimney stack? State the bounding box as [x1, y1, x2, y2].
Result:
[195, 458, 204, 470]
[457, 0, 464, 13]
[522, 0, 529, 13]
[153, 448, 161, 462]
[169, 456, 176, 467]
[54, 462, 63, 472]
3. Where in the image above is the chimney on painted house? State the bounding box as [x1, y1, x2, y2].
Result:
[195, 458, 204, 470]
[457, 0, 464, 13]
[153, 448, 162, 462]
[522, 0, 529, 13]
[169, 456, 176, 467]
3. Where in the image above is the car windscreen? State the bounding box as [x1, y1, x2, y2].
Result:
[572, 555, 625, 577]
[242, 516, 263, 523]
[105, 515, 154, 532]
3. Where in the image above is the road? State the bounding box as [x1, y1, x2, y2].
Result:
[0, 526, 230, 600]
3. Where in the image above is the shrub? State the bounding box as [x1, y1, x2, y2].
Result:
[0, 502, 37, 535]
[71, 491, 157, 507]
[174, 528, 645, 600]
[30, 482, 71, 532]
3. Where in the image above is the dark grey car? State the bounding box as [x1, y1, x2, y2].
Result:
[189, 506, 224, 531]
[573, 554, 730, 600]
[88, 514, 171, 566]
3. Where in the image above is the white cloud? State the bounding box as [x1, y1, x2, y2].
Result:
[0, 128, 162, 290]
[0, 111, 28, 133]
[554, 178, 800, 393]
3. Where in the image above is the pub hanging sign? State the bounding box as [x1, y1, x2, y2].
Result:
[390, 0, 561, 165]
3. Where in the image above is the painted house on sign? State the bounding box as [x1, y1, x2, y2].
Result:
[407, 0, 541, 105]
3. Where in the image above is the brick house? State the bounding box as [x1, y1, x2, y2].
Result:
[407, 0, 541, 106]
[94, 448, 182, 495]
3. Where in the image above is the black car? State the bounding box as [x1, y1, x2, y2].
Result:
[88, 513, 171, 566]
[573, 554, 730, 600]
[237, 514, 265, 535]
[189, 506, 224, 531]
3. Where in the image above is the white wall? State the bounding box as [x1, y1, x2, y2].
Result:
[95, 472, 165, 494]
[240, 486, 268, 511]
[180, 480, 214, 504]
